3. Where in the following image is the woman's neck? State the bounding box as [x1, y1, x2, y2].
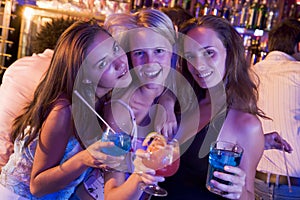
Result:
[128, 79, 164, 101]
[95, 87, 111, 100]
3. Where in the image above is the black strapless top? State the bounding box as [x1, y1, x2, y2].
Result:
[151, 123, 227, 200]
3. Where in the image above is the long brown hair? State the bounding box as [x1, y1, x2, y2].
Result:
[11, 20, 110, 147]
[179, 15, 266, 118]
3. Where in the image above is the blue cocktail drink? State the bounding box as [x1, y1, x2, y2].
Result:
[206, 141, 243, 195]
[101, 131, 131, 156]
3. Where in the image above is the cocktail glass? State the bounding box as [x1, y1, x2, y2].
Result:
[140, 135, 180, 197]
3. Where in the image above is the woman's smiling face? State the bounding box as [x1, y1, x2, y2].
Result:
[129, 28, 173, 88]
[183, 26, 227, 89]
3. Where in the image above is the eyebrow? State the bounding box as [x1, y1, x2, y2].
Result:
[97, 41, 117, 64]
[94, 55, 107, 68]
[184, 46, 213, 54]
[131, 46, 170, 51]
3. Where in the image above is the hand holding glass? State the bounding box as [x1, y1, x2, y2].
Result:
[73, 90, 132, 169]
[101, 129, 132, 156]
[206, 141, 243, 196]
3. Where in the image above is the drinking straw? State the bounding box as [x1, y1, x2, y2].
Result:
[74, 90, 116, 134]
[282, 144, 292, 192]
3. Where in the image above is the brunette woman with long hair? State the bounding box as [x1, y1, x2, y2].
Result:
[0, 20, 132, 199]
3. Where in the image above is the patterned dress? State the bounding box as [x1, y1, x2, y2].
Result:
[0, 129, 88, 199]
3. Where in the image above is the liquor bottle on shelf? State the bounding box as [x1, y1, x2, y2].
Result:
[193, 0, 203, 18]
[161, 0, 172, 7]
[170, 0, 177, 7]
[247, 0, 259, 30]
[176, 0, 183, 7]
[288, 2, 300, 18]
[257, 39, 268, 63]
[239, 0, 250, 28]
[144, 0, 153, 7]
[256, 0, 267, 30]
[152, 0, 163, 8]
[265, 0, 279, 31]
[182, 0, 192, 12]
[243, 35, 252, 64]
[131, 0, 144, 11]
[203, 0, 211, 16]
[211, 0, 223, 16]
[221, 0, 231, 20]
[250, 36, 261, 65]
[282, 0, 290, 19]
[230, 0, 242, 26]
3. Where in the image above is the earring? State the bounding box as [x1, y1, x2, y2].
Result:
[82, 79, 92, 84]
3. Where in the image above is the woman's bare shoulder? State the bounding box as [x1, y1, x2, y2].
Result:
[229, 109, 263, 137]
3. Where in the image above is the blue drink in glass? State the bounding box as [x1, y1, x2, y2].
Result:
[101, 131, 131, 156]
[206, 141, 243, 195]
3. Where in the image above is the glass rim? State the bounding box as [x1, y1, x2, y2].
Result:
[210, 140, 244, 154]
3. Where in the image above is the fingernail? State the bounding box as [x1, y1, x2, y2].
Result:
[145, 153, 150, 159]
[224, 166, 230, 170]
[210, 179, 217, 185]
[213, 171, 219, 177]
[159, 177, 165, 182]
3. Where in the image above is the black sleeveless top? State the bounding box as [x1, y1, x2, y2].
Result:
[152, 123, 228, 200]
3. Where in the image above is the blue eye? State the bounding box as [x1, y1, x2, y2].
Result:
[204, 49, 214, 57]
[154, 48, 166, 54]
[133, 51, 144, 57]
[98, 60, 107, 69]
[184, 54, 194, 60]
[114, 44, 120, 53]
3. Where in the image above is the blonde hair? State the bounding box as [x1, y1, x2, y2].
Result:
[104, 8, 180, 110]
[104, 8, 176, 50]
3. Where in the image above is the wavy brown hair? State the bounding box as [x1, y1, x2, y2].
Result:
[179, 15, 267, 118]
[11, 20, 110, 147]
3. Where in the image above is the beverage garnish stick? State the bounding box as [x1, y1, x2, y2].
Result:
[74, 90, 116, 134]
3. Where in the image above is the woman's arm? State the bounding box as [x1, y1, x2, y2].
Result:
[155, 90, 177, 138]
[30, 103, 123, 197]
[104, 150, 164, 200]
[217, 110, 264, 199]
[104, 172, 143, 200]
[238, 114, 264, 199]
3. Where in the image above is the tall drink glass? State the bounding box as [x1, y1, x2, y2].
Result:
[101, 129, 132, 156]
[206, 141, 243, 195]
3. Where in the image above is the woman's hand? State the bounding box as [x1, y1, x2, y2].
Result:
[154, 90, 178, 139]
[264, 132, 293, 153]
[161, 110, 178, 139]
[154, 105, 178, 139]
[133, 149, 165, 185]
[209, 166, 246, 199]
[86, 141, 125, 169]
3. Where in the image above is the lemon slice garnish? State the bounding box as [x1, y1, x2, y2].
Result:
[142, 132, 167, 152]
